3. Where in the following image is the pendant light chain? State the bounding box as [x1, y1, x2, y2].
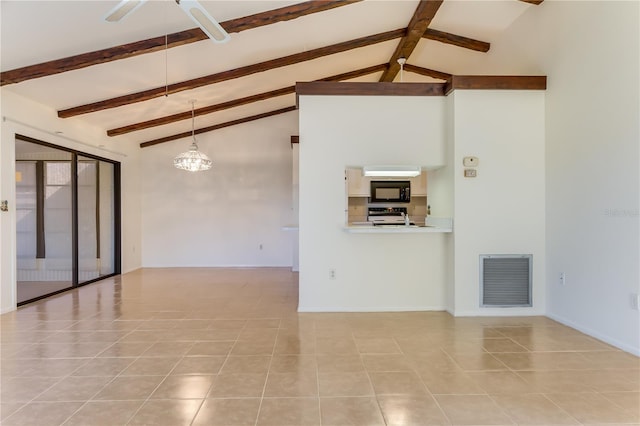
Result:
[164, 0, 169, 97]
[191, 100, 195, 141]
[165, 32, 169, 97]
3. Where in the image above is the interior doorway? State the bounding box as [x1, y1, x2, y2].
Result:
[14, 135, 121, 304]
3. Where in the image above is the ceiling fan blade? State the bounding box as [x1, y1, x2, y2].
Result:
[104, 0, 147, 22]
[176, 0, 230, 43]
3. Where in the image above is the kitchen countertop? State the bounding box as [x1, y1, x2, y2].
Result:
[344, 217, 453, 233]
[344, 225, 452, 233]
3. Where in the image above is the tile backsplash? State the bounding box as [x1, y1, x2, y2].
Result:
[347, 196, 428, 224]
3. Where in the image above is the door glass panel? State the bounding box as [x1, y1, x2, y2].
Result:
[77, 157, 115, 283]
[16, 162, 37, 259]
[15, 140, 73, 303]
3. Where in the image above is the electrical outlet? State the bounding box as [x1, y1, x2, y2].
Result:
[329, 269, 336, 280]
[560, 272, 566, 285]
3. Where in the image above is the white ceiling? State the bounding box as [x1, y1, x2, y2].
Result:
[1, 0, 535, 148]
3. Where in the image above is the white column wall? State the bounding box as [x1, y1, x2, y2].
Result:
[432, 94, 456, 313]
[451, 90, 546, 316]
[298, 95, 449, 311]
[0, 90, 141, 313]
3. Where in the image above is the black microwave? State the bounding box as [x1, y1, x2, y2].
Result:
[370, 180, 410, 203]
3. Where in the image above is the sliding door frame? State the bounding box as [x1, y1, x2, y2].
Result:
[15, 134, 122, 306]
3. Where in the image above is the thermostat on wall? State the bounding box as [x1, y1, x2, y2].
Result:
[463, 156, 479, 167]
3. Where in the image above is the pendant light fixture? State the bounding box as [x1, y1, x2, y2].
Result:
[173, 100, 212, 172]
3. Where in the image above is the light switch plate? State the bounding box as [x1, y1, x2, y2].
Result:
[463, 156, 479, 167]
[464, 169, 477, 178]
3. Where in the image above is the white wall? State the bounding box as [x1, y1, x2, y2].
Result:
[490, 1, 639, 354]
[427, 94, 456, 312]
[141, 111, 298, 267]
[290, 142, 300, 271]
[451, 90, 546, 316]
[0, 90, 142, 313]
[298, 95, 449, 311]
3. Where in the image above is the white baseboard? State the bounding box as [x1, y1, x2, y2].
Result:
[1, 306, 17, 315]
[121, 266, 141, 275]
[141, 264, 293, 269]
[546, 312, 640, 356]
[297, 306, 446, 313]
[453, 309, 546, 317]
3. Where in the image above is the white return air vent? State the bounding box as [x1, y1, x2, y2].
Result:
[480, 255, 532, 307]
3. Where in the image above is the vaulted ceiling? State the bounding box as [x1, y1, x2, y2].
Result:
[0, 0, 542, 149]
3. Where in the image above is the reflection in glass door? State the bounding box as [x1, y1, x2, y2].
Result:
[77, 157, 115, 284]
[16, 143, 73, 303]
[15, 136, 120, 304]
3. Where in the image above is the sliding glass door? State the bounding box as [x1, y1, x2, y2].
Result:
[15, 136, 120, 304]
[77, 157, 116, 284]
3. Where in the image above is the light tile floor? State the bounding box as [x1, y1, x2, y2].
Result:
[1, 268, 638, 425]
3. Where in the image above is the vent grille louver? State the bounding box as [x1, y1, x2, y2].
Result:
[480, 255, 532, 307]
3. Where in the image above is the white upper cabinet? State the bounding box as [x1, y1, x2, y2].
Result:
[347, 168, 427, 197]
[346, 168, 370, 197]
[410, 172, 427, 196]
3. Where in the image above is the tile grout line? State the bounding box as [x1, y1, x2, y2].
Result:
[119, 318, 195, 425]
[176, 315, 244, 426]
[317, 323, 324, 425]
[368, 332, 390, 425]
[252, 319, 276, 426]
[2, 317, 142, 426]
[63, 316, 159, 425]
[538, 392, 585, 425]
[415, 345, 454, 425]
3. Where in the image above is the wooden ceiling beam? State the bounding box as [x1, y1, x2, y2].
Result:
[379, 0, 443, 82]
[403, 64, 451, 81]
[58, 28, 406, 118]
[140, 106, 297, 148]
[0, 0, 362, 86]
[107, 64, 387, 136]
[296, 82, 446, 97]
[423, 28, 490, 52]
[110, 87, 294, 137]
[296, 77, 546, 97]
[444, 75, 547, 94]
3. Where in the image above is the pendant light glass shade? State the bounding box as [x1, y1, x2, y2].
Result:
[173, 142, 212, 172]
[174, 101, 212, 172]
